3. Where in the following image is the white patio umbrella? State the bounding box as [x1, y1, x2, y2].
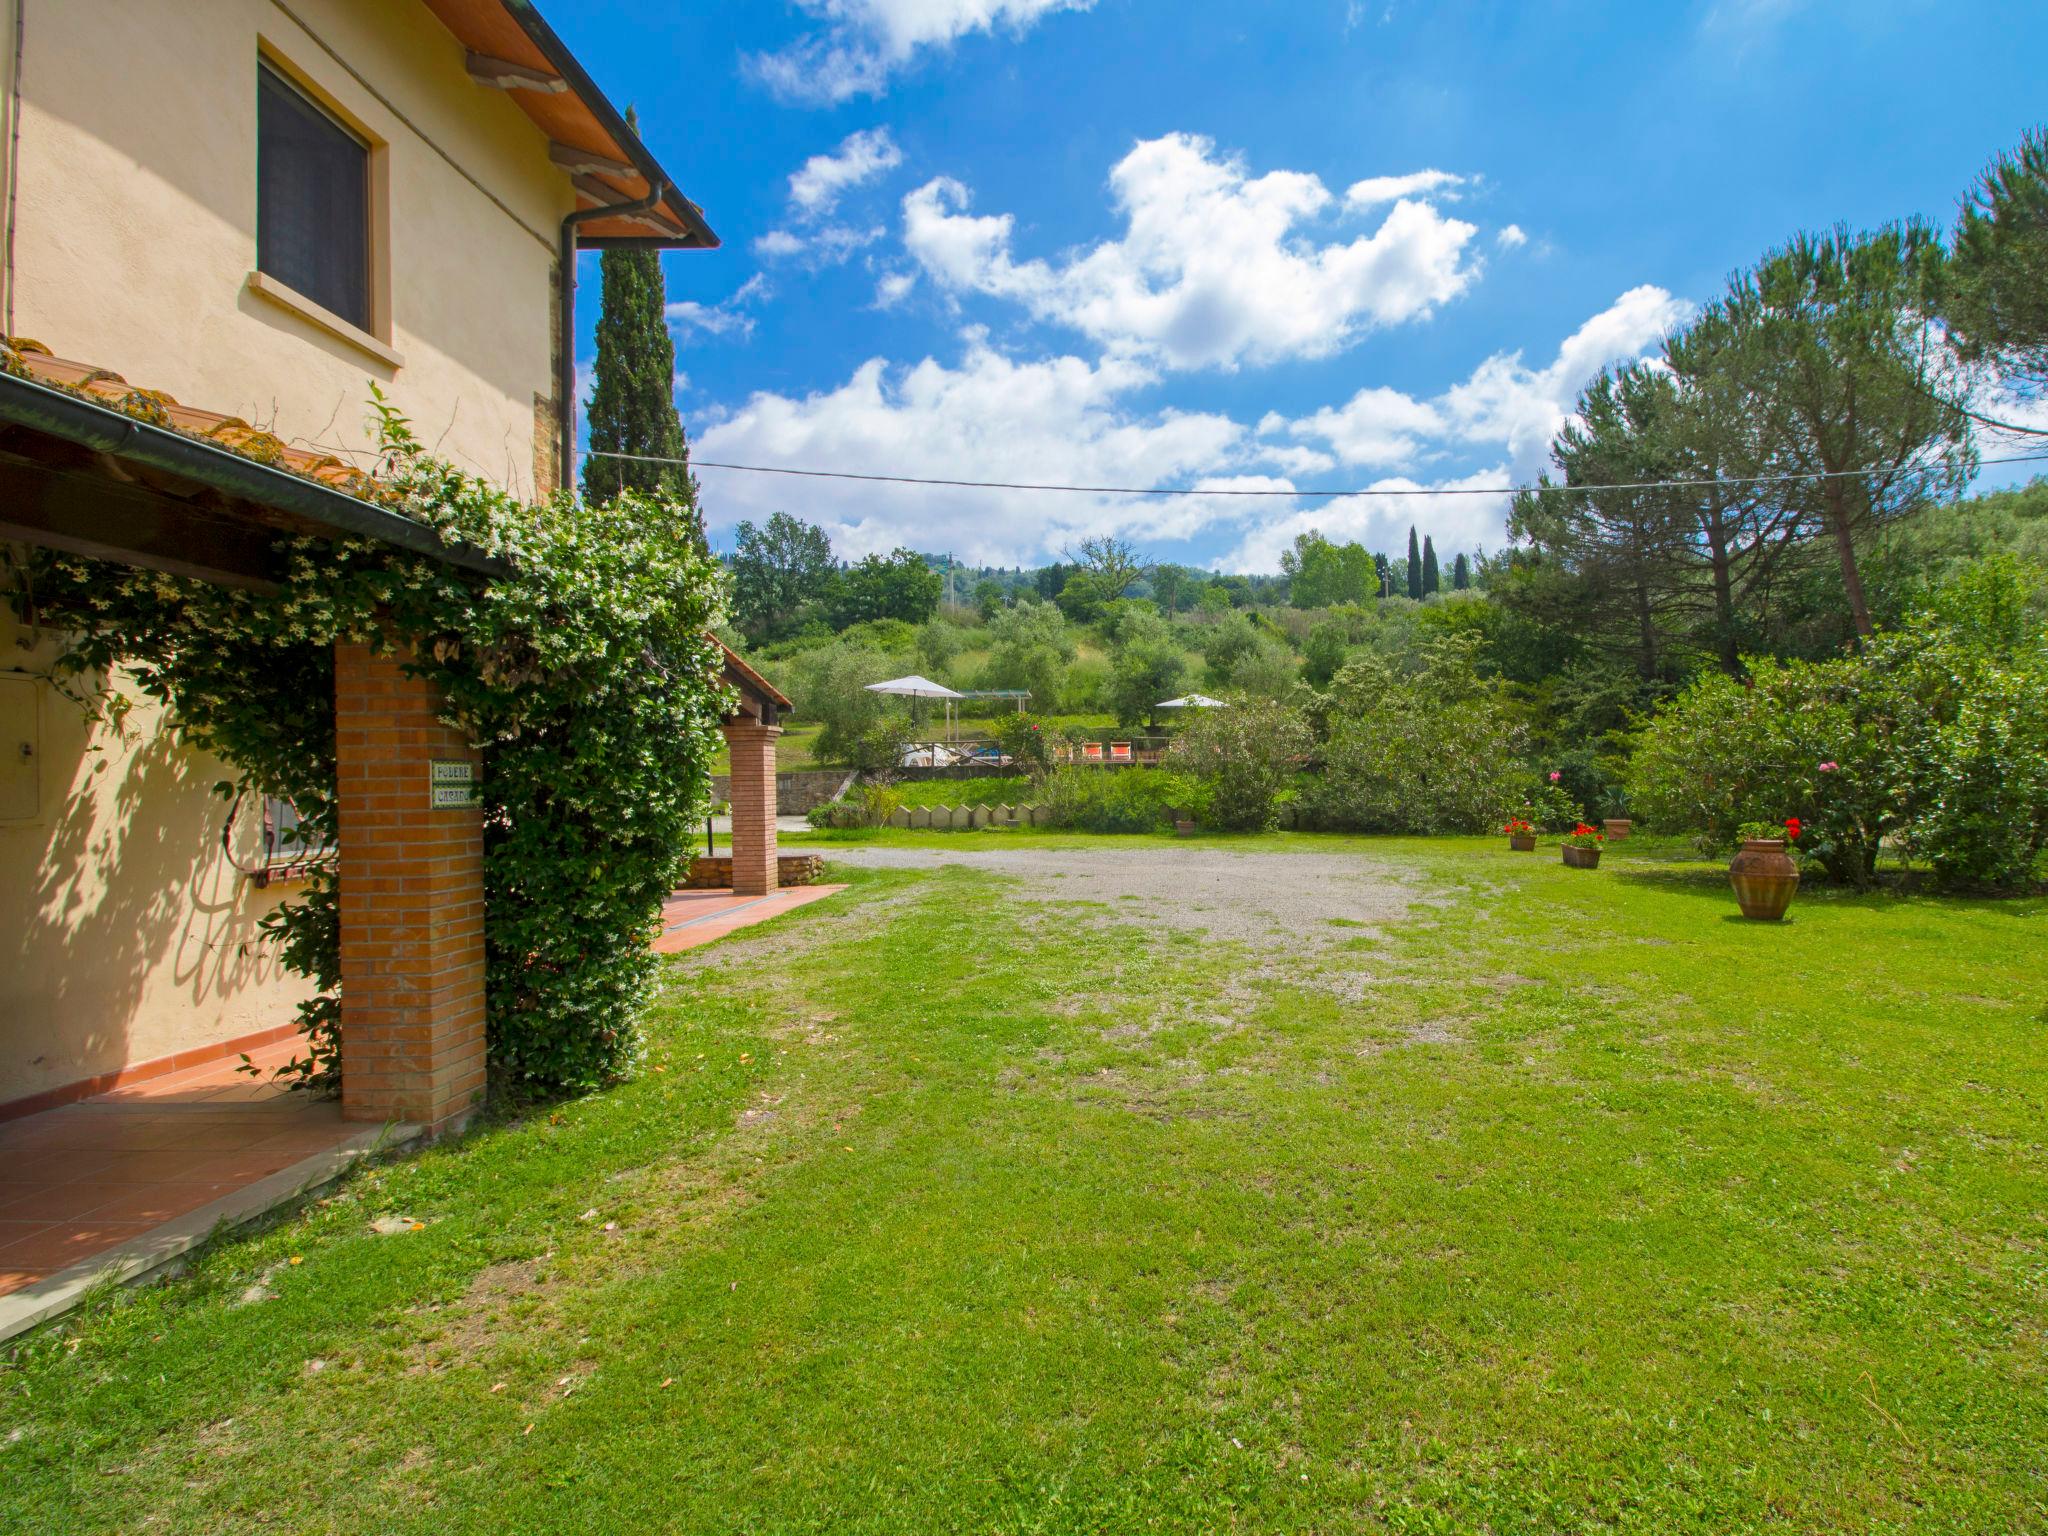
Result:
[1157, 694, 1227, 709]
[867, 674, 966, 746]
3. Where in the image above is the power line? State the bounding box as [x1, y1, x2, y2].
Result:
[585, 447, 2048, 500]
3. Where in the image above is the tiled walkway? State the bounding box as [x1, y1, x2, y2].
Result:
[651, 884, 845, 954]
[0, 1038, 380, 1306]
[0, 881, 841, 1335]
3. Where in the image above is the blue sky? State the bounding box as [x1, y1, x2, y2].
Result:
[556, 0, 2047, 571]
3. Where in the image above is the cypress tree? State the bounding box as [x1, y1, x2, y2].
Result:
[1406, 527, 1422, 599]
[581, 110, 702, 544]
[1373, 550, 1390, 598]
[1452, 552, 1470, 590]
[1422, 535, 1440, 595]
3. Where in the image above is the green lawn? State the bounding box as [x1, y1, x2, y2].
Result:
[4, 834, 2044, 1533]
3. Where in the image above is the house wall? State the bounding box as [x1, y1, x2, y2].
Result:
[2, 0, 572, 496]
[0, 0, 579, 1102]
[0, 607, 317, 1104]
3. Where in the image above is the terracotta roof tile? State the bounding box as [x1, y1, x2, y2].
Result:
[3, 336, 385, 503]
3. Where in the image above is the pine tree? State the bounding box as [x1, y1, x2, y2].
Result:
[1452, 552, 1471, 590]
[1406, 527, 1422, 599]
[1422, 535, 1440, 595]
[581, 111, 702, 543]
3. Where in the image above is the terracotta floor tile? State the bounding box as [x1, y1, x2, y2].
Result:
[0, 1182, 138, 1222]
[180, 1150, 302, 1184]
[0, 1219, 57, 1248]
[86, 1182, 239, 1224]
[6, 1150, 120, 1185]
[0, 1184, 58, 1218]
[0, 1221, 159, 1269]
[84, 1149, 222, 1184]
[0, 1266, 53, 1297]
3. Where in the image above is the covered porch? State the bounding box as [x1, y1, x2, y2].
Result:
[0, 349, 504, 1337]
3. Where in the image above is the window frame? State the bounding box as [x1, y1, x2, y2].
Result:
[250, 47, 394, 361]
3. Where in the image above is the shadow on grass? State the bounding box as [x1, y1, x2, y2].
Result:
[1609, 860, 2045, 923]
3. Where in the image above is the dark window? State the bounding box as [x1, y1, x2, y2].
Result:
[257, 62, 369, 330]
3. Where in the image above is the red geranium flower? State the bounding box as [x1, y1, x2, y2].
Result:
[1784, 817, 1802, 841]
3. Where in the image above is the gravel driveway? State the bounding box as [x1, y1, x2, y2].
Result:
[823, 844, 1416, 947]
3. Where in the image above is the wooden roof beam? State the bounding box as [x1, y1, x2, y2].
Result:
[464, 50, 568, 93]
[571, 174, 689, 239]
[550, 142, 637, 179]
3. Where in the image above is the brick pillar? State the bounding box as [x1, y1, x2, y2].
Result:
[334, 640, 487, 1135]
[721, 716, 781, 896]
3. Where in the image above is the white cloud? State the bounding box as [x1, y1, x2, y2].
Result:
[1496, 223, 1528, 250]
[754, 229, 806, 258]
[666, 274, 772, 338]
[690, 289, 1693, 570]
[757, 223, 886, 267]
[1262, 285, 1696, 482]
[1273, 386, 1445, 470]
[874, 270, 918, 307]
[1220, 466, 1516, 575]
[750, 0, 1092, 104]
[901, 134, 1482, 370]
[1343, 169, 1464, 209]
[696, 339, 1247, 562]
[788, 127, 904, 215]
[1436, 283, 1692, 476]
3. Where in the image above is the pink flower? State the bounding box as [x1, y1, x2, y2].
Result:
[1818, 761, 1838, 773]
[1548, 771, 1561, 783]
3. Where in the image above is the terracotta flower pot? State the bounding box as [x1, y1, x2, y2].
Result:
[1561, 845, 1601, 869]
[1508, 833, 1536, 852]
[1602, 818, 1632, 841]
[1729, 838, 1799, 920]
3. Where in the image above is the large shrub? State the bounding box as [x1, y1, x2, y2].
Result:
[1300, 635, 1527, 833]
[1625, 657, 1891, 883]
[1166, 696, 1309, 831]
[1627, 557, 2048, 888]
[1038, 766, 1206, 833]
[19, 408, 728, 1096]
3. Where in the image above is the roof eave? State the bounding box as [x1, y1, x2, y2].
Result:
[0, 369, 512, 580]
[494, 0, 720, 251]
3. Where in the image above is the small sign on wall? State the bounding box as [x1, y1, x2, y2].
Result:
[429, 759, 479, 809]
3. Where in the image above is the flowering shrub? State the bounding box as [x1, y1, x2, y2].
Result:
[1626, 557, 2047, 888]
[991, 711, 1057, 778]
[1502, 817, 1535, 838]
[1560, 822, 1606, 849]
[13, 405, 729, 1097]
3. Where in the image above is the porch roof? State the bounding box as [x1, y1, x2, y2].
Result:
[0, 340, 510, 588]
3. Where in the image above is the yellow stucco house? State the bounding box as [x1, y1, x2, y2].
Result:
[0, 0, 717, 1113]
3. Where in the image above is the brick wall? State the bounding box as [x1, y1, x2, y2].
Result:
[720, 718, 781, 896]
[333, 640, 487, 1135]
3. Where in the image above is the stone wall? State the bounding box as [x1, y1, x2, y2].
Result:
[709, 769, 851, 816]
